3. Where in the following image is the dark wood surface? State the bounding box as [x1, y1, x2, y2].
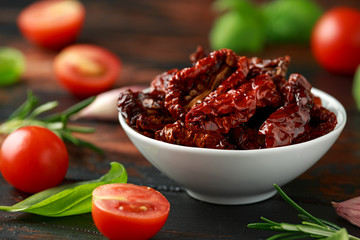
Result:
[1, 0, 360, 239]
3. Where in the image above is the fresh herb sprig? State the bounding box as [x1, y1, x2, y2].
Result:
[0, 90, 102, 153]
[248, 184, 360, 240]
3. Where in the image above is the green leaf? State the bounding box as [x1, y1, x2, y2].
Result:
[261, 0, 323, 44]
[0, 47, 26, 86]
[352, 65, 360, 110]
[0, 162, 127, 217]
[209, 10, 265, 53]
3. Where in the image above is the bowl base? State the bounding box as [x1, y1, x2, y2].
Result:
[185, 189, 277, 205]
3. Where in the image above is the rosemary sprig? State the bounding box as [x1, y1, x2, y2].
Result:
[0, 90, 102, 154]
[248, 184, 360, 240]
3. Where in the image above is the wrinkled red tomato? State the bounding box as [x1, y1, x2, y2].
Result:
[311, 7, 360, 75]
[92, 183, 170, 240]
[0, 126, 69, 193]
[54, 44, 121, 98]
[17, 0, 85, 50]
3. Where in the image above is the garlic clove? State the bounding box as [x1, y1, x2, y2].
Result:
[72, 85, 145, 122]
[332, 196, 360, 227]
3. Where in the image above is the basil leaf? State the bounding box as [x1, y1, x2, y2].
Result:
[210, 0, 265, 53]
[0, 162, 127, 217]
[353, 65, 360, 110]
[0, 47, 26, 86]
[261, 0, 323, 44]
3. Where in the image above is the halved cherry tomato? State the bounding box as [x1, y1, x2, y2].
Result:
[0, 126, 69, 193]
[92, 183, 170, 240]
[311, 7, 360, 75]
[17, 0, 85, 50]
[54, 44, 121, 98]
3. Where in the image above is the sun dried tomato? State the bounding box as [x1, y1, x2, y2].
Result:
[165, 49, 240, 120]
[150, 69, 178, 94]
[186, 74, 282, 134]
[293, 104, 337, 144]
[118, 71, 177, 138]
[248, 55, 291, 90]
[118, 47, 337, 150]
[259, 74, 314, 147]
[155, 120, 235, 149]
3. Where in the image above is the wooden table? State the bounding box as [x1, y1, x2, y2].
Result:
[1, 0, 360, 239]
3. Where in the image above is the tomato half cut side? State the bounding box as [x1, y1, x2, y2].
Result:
[54, 44, 121, 98]
[92, 183, 170, 240]
[17, 0, 85, 50]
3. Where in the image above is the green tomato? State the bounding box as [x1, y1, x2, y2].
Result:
[0, 47, 26, 86]
[209, 11, 265, 53]
[261, 0, 323, 44]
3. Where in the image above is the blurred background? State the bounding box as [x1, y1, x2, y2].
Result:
[0, 0, 359, 104]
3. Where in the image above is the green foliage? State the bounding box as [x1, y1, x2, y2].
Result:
[248, 184, 359, 240]
[0, 47, 26, 86]
[0, 162, 127, 217]
[352, 65, 360, 110]
[210, 0, 323, 53]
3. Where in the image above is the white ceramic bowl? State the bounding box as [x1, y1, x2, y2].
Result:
[119, 88, 346, 205]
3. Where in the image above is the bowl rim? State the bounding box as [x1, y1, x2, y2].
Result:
[119, 87, 347, 154]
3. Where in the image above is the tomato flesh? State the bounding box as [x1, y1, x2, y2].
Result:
[54, 44, 121, 98]
[17, 0, 85, 50]
[311, 7, 360, 75]
[92, 183, 170, 240]
[0, 126, 69, 193]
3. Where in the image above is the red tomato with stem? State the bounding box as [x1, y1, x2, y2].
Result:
[54, 44, 121, 98]
[311, 7, 360, 75]
[92, 183, 170, 240]
[0, 126, 69, 193]
[17, 0, 85, 50]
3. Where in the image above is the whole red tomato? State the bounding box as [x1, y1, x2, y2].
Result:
[0, 126, 69, 193]
[17, 0, 85, 50]
[92, 183, 170, 240]
[311, 7, 360, 75]
[54, 44, 122, 98]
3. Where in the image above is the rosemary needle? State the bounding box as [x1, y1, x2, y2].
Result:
[248, 184, 360, 240]
[0, 90, 103, 154]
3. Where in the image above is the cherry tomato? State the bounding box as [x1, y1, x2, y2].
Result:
[311, 7, 360, 75]
[54, 44, 121, 98]
[0, 126, 69, 193]
[92, 183, 170, 240]
[17, 0, 85, 50]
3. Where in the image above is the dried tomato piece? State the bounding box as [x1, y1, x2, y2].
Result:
[230, 124, 265, 150]
[186, 74, 282, 134]
[293, 105, 337, 144]
[204, 56, 249, 100]
[165, 49, 240, 120]
[248, 56, 291, 90]
[150, 69, 178, 94]
[118, 89, 173, 138]
[259, 74, 314, 147]
[155, 120, 235, 149]
[190, 46, 207, 65]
